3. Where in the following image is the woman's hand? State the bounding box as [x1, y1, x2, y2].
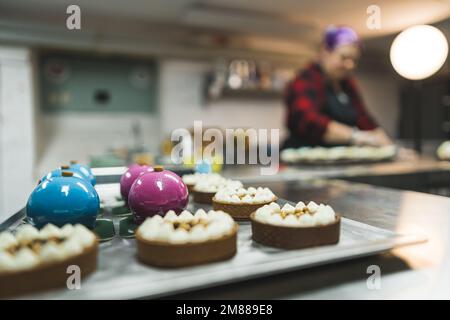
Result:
[323, 121, 393, 147]
[372, 128, 393, 146]
[323, 121, 354, 145]
[352, 128, 393, 146]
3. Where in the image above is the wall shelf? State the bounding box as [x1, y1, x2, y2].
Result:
[215, 87, 284, 100]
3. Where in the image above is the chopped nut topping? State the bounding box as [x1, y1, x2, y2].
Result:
[172, 219, 210, 232]
[3, 237, 67, 256]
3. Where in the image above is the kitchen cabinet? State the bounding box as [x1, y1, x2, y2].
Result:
[399, 73, 450, 140]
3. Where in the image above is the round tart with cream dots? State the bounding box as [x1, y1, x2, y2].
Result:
[182, 173, 222, 191]
[193, 176, 243, 194]
[0, 224, 98, 298]
[192, 175, 243, 204]
[250, 201, 341, 250]
[214, 187, 277, 205]
[253, 201, 336, 227]
[136, 209, 238, 267]
[137, 209, 236, 244]
[0, 224, 97, 272]
[212, 187, 278, 220]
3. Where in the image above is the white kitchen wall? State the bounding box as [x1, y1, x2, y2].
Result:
[0, 46, 35, 221]
[159, 59, 287, 140]
[35, 113, 161, 176]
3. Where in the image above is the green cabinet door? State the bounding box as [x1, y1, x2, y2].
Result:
[40, 52, 157, 113]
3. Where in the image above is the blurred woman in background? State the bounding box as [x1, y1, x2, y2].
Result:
[283, 26, 392, 149]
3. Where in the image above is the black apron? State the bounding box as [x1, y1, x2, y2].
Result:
[324, 82, 357, 128]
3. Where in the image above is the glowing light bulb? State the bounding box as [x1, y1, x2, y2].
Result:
[390, 25, 448, 80]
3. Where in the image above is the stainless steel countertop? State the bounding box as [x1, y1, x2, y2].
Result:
[221, 157, 450, 184]
[92, 156, 450, 185]
[166, 179, 450, 299]
[71, 156, 450, 299]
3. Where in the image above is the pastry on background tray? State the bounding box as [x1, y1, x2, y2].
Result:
[281, 145, 397, 163]
[136, 209, 238, 267]
[0, 224, 98, 298]
[437, 141, 450, 161]
[212, 187, 278, 220]
[250, 201, 340, 249]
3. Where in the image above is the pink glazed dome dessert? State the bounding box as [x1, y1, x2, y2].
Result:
[120, 164, 154, 203]
[128, 166, 189, 224]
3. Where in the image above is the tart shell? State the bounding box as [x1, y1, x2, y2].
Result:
[192, 190, 216, 204]
[250, 212, 340, 249]
[186, 183, 195, 193]
[136, 224, 238, 268]
[0, 241, 98, 298]
[212, 197, 278, 220]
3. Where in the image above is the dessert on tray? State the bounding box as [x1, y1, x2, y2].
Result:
[120, 164, 154, 204]
[0, 224, 98, 298]
[39, 165, 85, 185]
[437, 141, 450, 161]
[191, 175, 243, 204]
[281, 145, 397, 163]
[250, 201, 340, 249]
[136, 209, 238, 267]
[69, 160, 97, 186]
[212, 187, 278, 220]
[27, 171, 100, 229]
[182, 172, 221, 192]
[128, 166, 189, 224]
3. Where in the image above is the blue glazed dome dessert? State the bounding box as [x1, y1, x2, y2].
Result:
[39, 165, 85, 185]
[69, 160, 96, 186]
[27, 171, 100, 229]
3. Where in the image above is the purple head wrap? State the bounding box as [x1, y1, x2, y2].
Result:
[323, 26, 360, 51]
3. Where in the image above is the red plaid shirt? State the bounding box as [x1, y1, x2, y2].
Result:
[284, 63, 378, 146]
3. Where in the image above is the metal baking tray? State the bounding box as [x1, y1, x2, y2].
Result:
[282, 157, 396, 167]
[1, 183, 426, 300]
[281, 147, 399, 167]
[281, 153, 397, 166]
